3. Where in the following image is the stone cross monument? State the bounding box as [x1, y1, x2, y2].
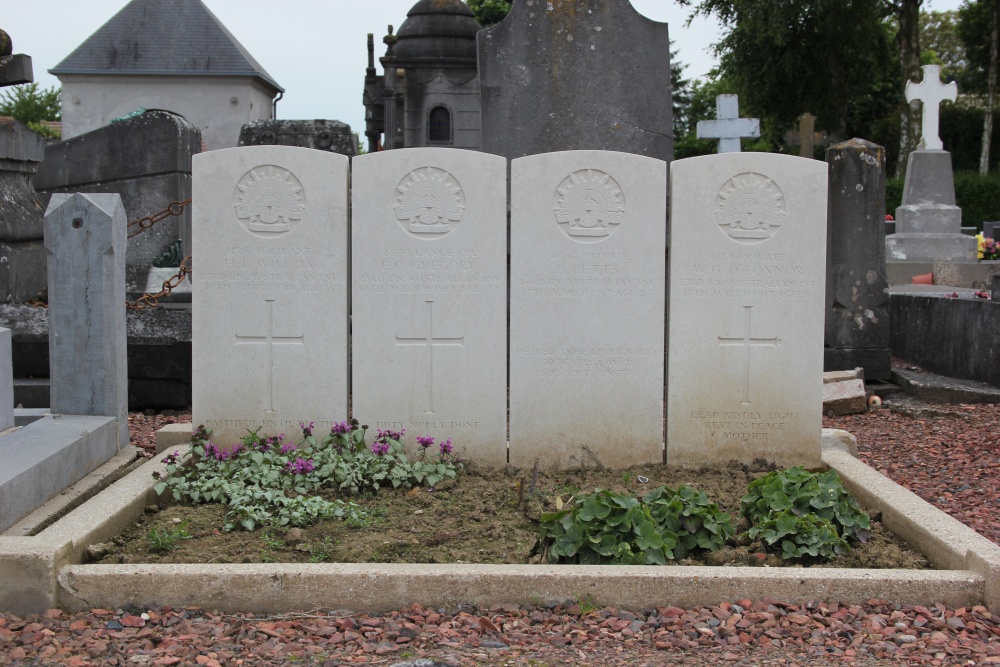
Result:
[906, 64, 957, 151]
[696, 94, 760, 153]
[784, 113, 829, 158]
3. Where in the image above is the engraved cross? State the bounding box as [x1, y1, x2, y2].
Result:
[696, 94, 760, 153]
[718, 306, 780, 405]
[235, 299, 304, 415]
[906, 64, 957, 151]
[396, 300, 464, 414]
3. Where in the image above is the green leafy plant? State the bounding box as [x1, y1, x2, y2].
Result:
[147, 521, 191, 552]
[153, 420, 462, 532]
[535, 485, 734, 565]
[741, 466, 871, 560]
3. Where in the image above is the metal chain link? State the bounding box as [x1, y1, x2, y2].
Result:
[125, 255, 192, 311]
[127, 198, 191, 239]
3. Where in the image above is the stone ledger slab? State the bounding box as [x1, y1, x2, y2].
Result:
[351, 149, 507, 464]
[193, 147, 349, 445]
[510, 150, 666, 468]
[668, 153, 828, 468]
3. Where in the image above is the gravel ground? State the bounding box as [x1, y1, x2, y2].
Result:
[1, 393, 998, 666]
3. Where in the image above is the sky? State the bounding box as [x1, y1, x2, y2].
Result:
[5, 0, 967, 136]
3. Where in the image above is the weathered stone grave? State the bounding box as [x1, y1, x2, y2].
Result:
[478, 0, 672, 161]
[696, 94, 760, 153]
[667, 153, 828, 468]
[886, 65, 977, 284]
[509, 150, 667, 468]
[0, 119, 47, 303]
[239, 120, 357, 156]
[824, 139, 891, 381]
[351, 148, 507, 463]
[192, 146, 349, 445]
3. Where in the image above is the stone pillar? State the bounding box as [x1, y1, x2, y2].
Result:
[0, 327, 12, 431]
[0, 119, 47, 302]
[825, 139, 892, 381]
[44, 193, 128, 448]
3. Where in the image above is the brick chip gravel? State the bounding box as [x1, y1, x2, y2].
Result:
[0, 397, 997, 667]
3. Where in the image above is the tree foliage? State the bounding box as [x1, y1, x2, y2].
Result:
[921, 10, 967, 76]
[466, 0, 511, 27]
[958, 0, 998, 94]
[0, 82, 60, 124]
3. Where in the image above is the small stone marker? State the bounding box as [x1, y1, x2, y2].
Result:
[784, 113, 829, 158]
[906, 64, 957, 151]
[696, 95, 760, 153]
[192, 146, 349, 445]
[0, 327, 12, 431]
[351, 148, 507, 464]
[667, 153, 828, 468]
[44, 193, 129, 448]
[509, 150, 666, 469]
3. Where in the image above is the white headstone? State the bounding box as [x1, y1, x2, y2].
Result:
[192, 147, 349, 445]
[0, 328, 12, 431]
[696, 94, 760, 154]
[906, 64, 957, 151]
[667, 153, 828, 468]
[509, 151, 666, 469]
[351, 149, 508, 464]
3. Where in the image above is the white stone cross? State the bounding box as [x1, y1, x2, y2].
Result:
[906, 64, 958, 151]
[718, 306, 780, 405]
[395, 300, 464, 415]
[697, 94, 760, 153]
[235, 299, 304, 416]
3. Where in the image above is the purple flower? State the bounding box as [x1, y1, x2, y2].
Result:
[416, 436, 435, 449]
[370, 441, 391, 456]
[202, 441, 218, 460]
[299, 420, 316, 437]
[376, 427, 405, 442]
[285, 458, 315, 475]
[160, 450, 181, 465]
[280, 442, 298, 455]
[215, 448, 230, 462]
[439, 438, 453, 455]
[230, 442, 246, 456]
[330, 420, 351, 435]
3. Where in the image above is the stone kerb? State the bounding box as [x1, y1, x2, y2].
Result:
[44, 193, 129, 449]
[192, 146, 349, 446]
[667, 153, 828, 468]
[351, 148, 507, 464]
[509, 150, 667, 469]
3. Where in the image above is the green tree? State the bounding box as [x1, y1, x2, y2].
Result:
[0, 82, 61, 139]
[466, 0, 511, 27]
[958, 0, 997, 93]
[921, 10, 967, 75]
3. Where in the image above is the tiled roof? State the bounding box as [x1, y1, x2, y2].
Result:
[49, 0, 282, 92]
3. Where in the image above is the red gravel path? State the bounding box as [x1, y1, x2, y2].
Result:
[1, 398, 996, 666]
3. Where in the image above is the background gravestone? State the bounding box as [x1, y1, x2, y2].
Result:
[668, 153, 828, 468]
[0, 327, 12, 431]
[509, 150, 667, 469]
[44, 193, 129, 448]
[239, 119, 357, 156]
[34, 110, 201, 295]
[351, 148, 507, 464]
[825, 139, 891, 380]
[0, 119, 47, 303]
[192, 146, 349, 446]
[478, 0, 672, 162]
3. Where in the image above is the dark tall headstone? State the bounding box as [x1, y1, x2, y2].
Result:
[34, 110, 201, 294]
[239, 119, 357, 156]
[0, 119, 47, 302]
[478, 0, 672, 161]
[825, 139, 891, 381]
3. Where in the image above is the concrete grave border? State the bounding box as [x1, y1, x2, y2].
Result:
[2, 433, 998, 616]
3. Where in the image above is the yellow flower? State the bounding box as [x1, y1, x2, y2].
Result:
[977, 232, 985, 259]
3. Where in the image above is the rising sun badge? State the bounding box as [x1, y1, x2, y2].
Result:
[394, 167, 465, 237]
[553, 169, 625, 242]
[233, 166, 306, 236]
[715, 172, 786, 244]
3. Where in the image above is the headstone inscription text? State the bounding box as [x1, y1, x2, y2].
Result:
[351, 148, 507, 464]
[192, 146, 349, 445]
[509, 150, 667, 469]
[668, 153, 828, 468]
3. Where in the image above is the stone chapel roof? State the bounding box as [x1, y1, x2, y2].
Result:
[392, 0, 481, 64]
[49, 0, 283, 93]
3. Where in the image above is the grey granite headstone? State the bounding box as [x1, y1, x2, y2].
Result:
[238, 119, 357, 156]
[44, 193, 128, 448]
[478, 0, 672, 161]
[0, 327, 12, 430]
[34, 110, 201, 295]
[981, 221, 999, 241]
[824, 139, 891, 381]
[0, 119, 47, 302]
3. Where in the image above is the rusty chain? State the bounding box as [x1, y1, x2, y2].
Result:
[127, 198, 191, 239]
[30, 199, 195, 309]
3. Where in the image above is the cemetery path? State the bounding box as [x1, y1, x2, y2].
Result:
[2, 398, 996, 666]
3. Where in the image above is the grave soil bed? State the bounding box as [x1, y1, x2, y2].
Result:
[94, 461, 929, 569]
